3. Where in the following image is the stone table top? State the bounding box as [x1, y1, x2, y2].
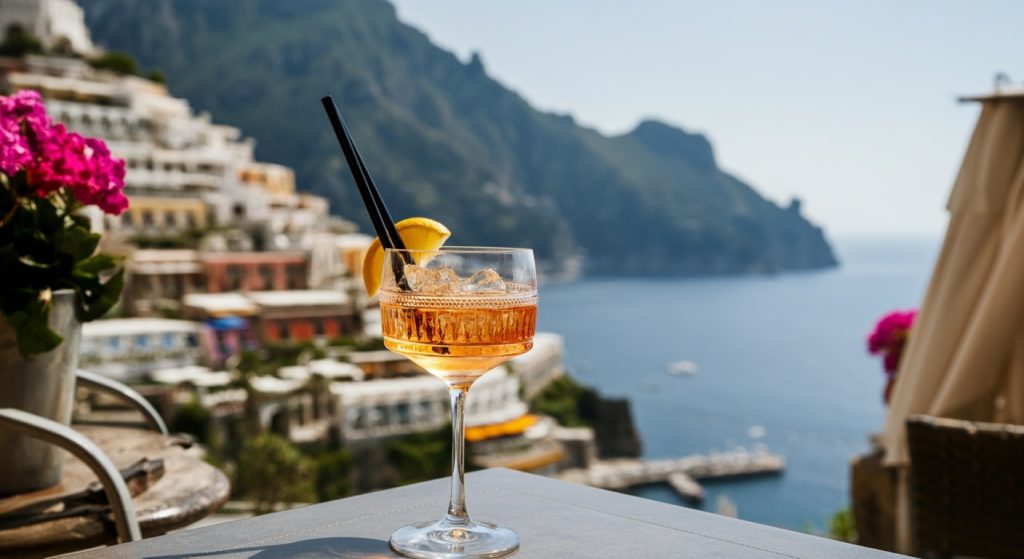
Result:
[70, 468, 908, 558]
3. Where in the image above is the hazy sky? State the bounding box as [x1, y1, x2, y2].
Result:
[391, 0, 1024, 237]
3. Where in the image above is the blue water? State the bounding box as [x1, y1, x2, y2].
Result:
[537, 237, 941, 531]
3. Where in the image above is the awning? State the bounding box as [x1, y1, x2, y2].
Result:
[880, 92, 1024, 552]
[465, 414, 539, 443]
[206, 316, 248, 331]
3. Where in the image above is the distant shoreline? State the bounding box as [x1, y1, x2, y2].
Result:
[538, 258, 840, 285]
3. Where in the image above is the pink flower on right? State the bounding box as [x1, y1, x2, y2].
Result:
[867, 309, 917, 376]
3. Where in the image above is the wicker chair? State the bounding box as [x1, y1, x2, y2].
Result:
[906, 415, 1024, 558]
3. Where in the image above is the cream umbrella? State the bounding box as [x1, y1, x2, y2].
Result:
[880, 92, 1024, 552]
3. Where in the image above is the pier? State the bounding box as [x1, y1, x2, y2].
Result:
[555, 447, 784, 504]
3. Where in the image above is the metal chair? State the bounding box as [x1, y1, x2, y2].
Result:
[906, 415, 1024, 559]
[75, 369, 168, 435]
[0, 369, 170, 544]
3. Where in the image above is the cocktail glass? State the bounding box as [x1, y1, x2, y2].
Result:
[380, 247, 537, 559]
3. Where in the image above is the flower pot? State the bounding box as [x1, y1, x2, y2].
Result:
[0, 290, 81, 496]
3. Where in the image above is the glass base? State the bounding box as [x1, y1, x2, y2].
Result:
[389, 516, 519, 559]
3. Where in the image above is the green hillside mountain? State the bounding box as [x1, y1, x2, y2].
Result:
[79, 0, 837, 275]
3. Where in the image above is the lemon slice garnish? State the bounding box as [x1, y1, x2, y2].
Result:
[362, 217, 452, 297]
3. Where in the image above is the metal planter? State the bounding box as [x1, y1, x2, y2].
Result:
[0, 290, 81, 495]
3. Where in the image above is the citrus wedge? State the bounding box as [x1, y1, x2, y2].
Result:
[362, 217, 451, 297]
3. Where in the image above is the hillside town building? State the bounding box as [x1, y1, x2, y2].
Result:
[0, 0, 94, 54]
[0, 2, 584, 480]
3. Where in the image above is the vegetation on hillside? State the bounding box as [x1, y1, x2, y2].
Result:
[531, 373, 643, 457]
[79, 0, 837, 276]
[0, 24, 166, 82]
[0, 25, 42, 57]
[530, 374, 596, 428]
[235, 433, 317, 514]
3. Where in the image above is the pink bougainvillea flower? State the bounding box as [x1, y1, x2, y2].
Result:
[0, 89, 127, 215]
[0, 92, 38, 176]
[867, 309, 917, 376]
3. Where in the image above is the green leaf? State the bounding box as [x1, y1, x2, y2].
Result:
[33, 195, 61, 235]
[77, 268, 123, 321]
[69, 213, 91, 229]
[0, 247, 18, 287]
[7, 171, 30, 197]
[0, 175, 124, 355]
[4, 300, 64, 358]
[74, 254, 119, 276]
[58, 225, 101, 262]
[0, 183, 16, 228]
[0, 287, 37, 316]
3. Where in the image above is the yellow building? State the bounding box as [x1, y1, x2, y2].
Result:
[115, 196, 209, 235]
[239, 162, 296, 196]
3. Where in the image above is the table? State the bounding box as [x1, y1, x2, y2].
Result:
[70, 468, 908, 558]
[0, 426, 229, 558]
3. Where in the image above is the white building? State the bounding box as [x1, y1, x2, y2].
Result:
[329, 334, 566, 442]
[331, 375, 448, 441]
[507, 332, 566, 399]
[3, 55, 331, 249]
[1, 51, 366, 305]
[80, 318, 203, 381]
[0, 0, 95, 55]
[331, 366, 528, 442]
[9, 60, 273, 232]
[138, 333, 568, 462]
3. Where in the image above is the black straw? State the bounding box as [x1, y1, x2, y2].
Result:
[321, 96, 411, 290]
[321, 96, 406, 251]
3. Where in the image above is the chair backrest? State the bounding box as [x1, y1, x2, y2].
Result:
[906, 415, 1024, 559]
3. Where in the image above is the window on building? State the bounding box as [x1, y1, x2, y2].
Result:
[287, 266, 304, 290]
[167, 278, 181, 298]
[323, 318, 339, 338]
[259, 265, 274, 289]
[142, 211, 154, 227]
[162, 333, 176, 348]
[289, 320, 314, 341]
[396, 403, 411, 424]
[349, 408, 365, 429]
[135, 335, 149, 349]
[264, 322, 280, 340]
[227, 266, 243, 291]
[185, 333, 198, 347]
[165, 212, 177, 229]
[370, 406, 386, 427]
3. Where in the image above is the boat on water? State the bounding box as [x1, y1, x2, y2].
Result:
[667, 360, 699, 377]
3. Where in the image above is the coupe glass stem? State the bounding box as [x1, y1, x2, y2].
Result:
[445, 385, 470, 525]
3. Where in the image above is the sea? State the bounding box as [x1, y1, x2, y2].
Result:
[536, 236, 942, 532]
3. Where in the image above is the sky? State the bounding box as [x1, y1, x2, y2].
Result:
[390, 0, 1024, 238]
